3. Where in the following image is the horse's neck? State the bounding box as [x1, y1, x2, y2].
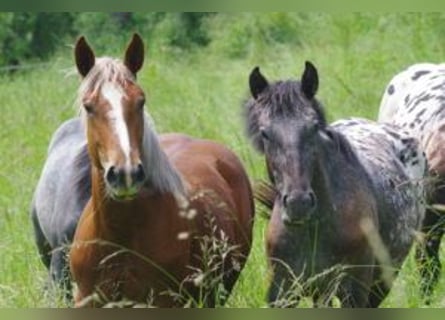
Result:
[311, 153, 333, 212]
[311, 135, 355, 214]
[318, 131, 375, 218]
[89, 166, 178, 241]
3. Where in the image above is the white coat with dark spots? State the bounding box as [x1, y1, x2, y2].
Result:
[379, 63, 445, 301]
[333, 118, 426, 254]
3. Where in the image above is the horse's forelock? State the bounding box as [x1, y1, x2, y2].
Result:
[247, 80, 327, 121]
[75, 57, 183, 196]
[76, 57, 136, 112]
[243, 80, 327, 152]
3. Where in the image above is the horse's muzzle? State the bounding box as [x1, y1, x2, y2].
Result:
[104, 163, 146, 201]
[281, 190, 317, 225]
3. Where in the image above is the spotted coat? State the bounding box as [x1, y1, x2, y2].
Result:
[379, 63, 445, 175]
[333, 118, 427, 258]
[378, 64, 445, 299]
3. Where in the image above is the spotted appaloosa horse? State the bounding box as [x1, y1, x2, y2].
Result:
[379, 63, 445, 301]
[246, 61, 426, 307]
[31, 117, 89, 300]
[36, 34, 254, 307]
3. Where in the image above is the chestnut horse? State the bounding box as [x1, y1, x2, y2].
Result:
[245, 62, 426, 307]
[69, 34, 254, 307]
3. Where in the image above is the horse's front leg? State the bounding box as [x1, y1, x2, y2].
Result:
[337, 265, 375, 308]
[416, 206, 444, 303]
[267, 260, 302, 308]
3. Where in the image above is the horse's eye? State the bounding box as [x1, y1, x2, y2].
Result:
[324, 128, 334, 140]
[136, 97, 145, 111]
[313, 121, 320, 131]
[84, 103, 94, 114]
[260, 128, 270, 141]
[311, 122, 321, 135]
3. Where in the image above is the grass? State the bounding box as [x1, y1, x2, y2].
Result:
[0, 13, 445, 307]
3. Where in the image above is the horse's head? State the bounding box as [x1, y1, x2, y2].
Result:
[75, 34, 147, 201]
[245, 61, 329, 225]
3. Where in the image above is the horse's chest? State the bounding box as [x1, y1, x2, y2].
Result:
[96, 258, 149, 301]
[78, 220, 191, 305]
[92, 247, 188, 306]
[270, 219, 364, 271]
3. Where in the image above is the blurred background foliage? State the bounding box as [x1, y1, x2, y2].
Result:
[0, 12, 305, 67]
[4, 12, 445, 70]
[3, 12, 445, 307]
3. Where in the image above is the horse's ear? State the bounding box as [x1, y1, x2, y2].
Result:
[74, 36, 95, 77]
[301, 61, 318, 99]
[124, 33, 144, 75]
[249, 66, 269, 99]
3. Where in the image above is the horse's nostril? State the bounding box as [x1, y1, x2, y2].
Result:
[106, 166, 118, 185]
[283, 191, 316, 212]
[133, 164, 146, 184]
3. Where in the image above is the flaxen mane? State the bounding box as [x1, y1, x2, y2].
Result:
[77, 57, 135, 113]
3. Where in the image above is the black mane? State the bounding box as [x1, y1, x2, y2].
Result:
[244, 79, 326, 152]
[244, 79, 358, 164]
[324, 126, 359, 163]
[257, 80, 326, 124]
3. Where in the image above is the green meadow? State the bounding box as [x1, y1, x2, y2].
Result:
[0, 13, 444, 307]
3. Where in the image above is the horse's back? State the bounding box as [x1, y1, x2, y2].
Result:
[378, 63, 445, 123]
[159, 133, 255, 250]
[332, 118, 426, 263]
[334, 118, 426, 181]
[32, 117, 90, 249]
[379, 63, 445, 176]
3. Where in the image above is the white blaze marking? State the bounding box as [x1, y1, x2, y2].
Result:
[102, 82, 132, 172]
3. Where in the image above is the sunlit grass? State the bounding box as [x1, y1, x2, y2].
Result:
[0, 13, 444, 307]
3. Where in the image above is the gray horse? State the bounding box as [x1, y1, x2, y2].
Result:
[30, 117, 90, 300]
[246, 61, 427, 307]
